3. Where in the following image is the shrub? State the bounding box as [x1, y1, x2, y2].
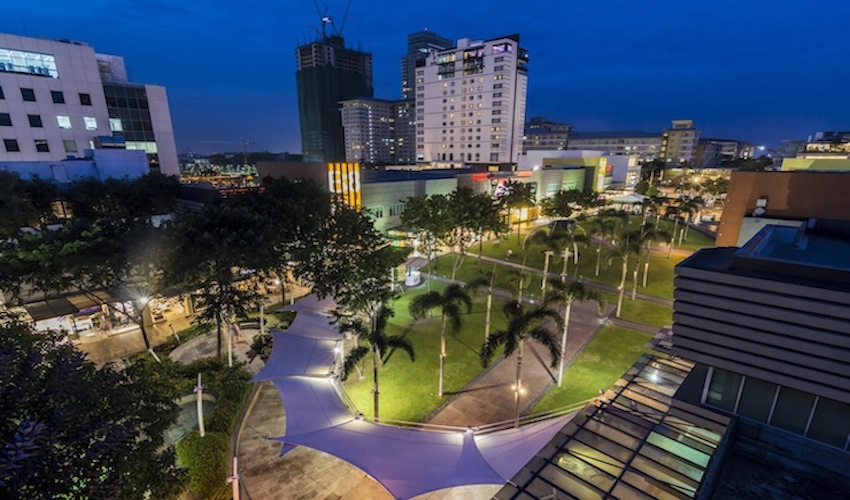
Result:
[176, 431, 230, 499]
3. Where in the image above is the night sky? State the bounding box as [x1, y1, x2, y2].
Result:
[4, 0, 849, 154]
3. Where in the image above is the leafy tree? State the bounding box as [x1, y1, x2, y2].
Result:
[401, 194, 449, 290]
[23, 176, 63, 227]
[470, 191, 508, 271]
[0, 217, 170, 359]
[0, 172, 37, 237]
[547, 279, 605, 386]
[498, 180, 536, 243]
[0, 317, 184, 499]
[408, 283, 473, 396]
[480, 301, 562, 425]
[167, 198, 274, 361]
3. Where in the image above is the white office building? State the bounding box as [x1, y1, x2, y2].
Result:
[416, 34, 528, 171]
[0, 33, 178, 178]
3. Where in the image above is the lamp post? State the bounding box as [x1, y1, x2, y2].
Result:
[194, 373, 205, 437]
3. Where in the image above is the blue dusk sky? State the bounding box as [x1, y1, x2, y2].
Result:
[3, 0, 849, 154]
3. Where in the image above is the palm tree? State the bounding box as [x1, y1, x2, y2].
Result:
[589, 216, 619, 277]
[481, 301, 562, 426]
[338, 305, 415, 420]
[635, 223, 672, 289]
[547, 279, 605, 386]
[609, 232, 642, 317]
[677, 196, 704, 244]
[409, 283, 473, 397]
[524, 227, 567, 300]
[665, 205, 681, 258]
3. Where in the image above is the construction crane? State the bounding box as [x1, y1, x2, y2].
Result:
[310, 0, 351, 38]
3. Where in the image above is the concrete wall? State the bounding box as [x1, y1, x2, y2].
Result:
[717, 171, 850, 246]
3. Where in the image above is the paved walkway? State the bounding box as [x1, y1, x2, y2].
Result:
[427, 299, 613, 427]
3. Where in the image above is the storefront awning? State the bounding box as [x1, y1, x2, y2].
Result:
[23, 290, 116, 322]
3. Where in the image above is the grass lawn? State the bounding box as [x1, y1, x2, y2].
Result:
[532, 325, 652, 413]
[602, 292, 673, 328]
[462, 214, 713, 301]
[342, 282, 509, 422]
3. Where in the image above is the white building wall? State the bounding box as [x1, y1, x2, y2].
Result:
[417, 35, 527, 168]
[0, 34, 111, 161]
[145, 84, 179, 176]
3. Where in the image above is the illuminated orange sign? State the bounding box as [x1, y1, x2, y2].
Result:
[327, 162, 361, 207]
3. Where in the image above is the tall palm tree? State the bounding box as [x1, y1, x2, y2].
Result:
[677, 196, 704, 244]
[665, 205, 681, 258]
[547, 279, 605, 386]
[409, 283, 473, 397]
[609, 232, 642, 317]
[635, 223, 672, 289]
[589, 216, 619, 277]
[524, 227, 567, 300]
[481, 301, 562, 426]
[338, 305, 415, 420]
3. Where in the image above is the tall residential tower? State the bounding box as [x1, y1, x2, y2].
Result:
[416, 34, 528, 171]
[401, 30, 453, 100]
[296, 35, 372, 163]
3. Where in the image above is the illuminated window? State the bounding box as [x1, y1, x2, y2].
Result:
[84, 116, 97, 130]
[109, 118, 123, 132]
[63, 140, 77, 153]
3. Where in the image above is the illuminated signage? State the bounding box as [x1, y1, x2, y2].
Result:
[327, 162, 361, 207]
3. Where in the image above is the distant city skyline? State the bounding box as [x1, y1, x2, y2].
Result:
[3, 0, 848, 154]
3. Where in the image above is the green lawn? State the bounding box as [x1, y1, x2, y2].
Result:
[461, 214, 713, 301]
[342, 283, 508, 422]
[532, 326, 652, 413]
[601, 292, 672, 328]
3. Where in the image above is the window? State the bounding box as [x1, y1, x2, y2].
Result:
[494, 56, 504, 62]
[736, 378, 777, 423]
[57, 115, 72, 129]
[807, 398, 850, 449]
[51, 90, 65, 104]
[0, 86, 4, 99]
[494, 65, 504, 71]
[84, 116, 97, 131]
[34, 139, 49, 152]
[4, 139, 19, 152]
[368, 206, 384, 219]
[21, 88, 35, 101]
[0, 113, 10, 126]
[705, 368, 743, 412]
[494, 83, 503, 89]
[79, 93, 92, 105]
[63, 140, 77, 153]
[389, 203, 405, 217]
[770, 386, 816, 435]
[492, 110, 501, 115]
[28, 114, 43, 127]
[494, 92, 502, 98]
[490, 153, 499, 161]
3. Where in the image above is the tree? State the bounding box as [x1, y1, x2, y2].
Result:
[0, 317, 184, 499]
[0, 172, 37, 238]
[167, 197, 274, 362]
[301, 202, 411, 419]
[480, 301, 562, 425]
[589, 216, 619, 277]
[524, 227, 567, 300]
[547, 279, 605, 386]
[0, 216, 170, 360]
[634, 223, 671, 290]
[609, 232, 642, 317]
[498, 180, 536, 243]
[337, 304, 415, 420]
[400, 194, 447, 291]
[677, 196, 705, 243]
[408, 283, 473, 396]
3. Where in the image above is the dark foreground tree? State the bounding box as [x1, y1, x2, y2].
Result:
[0, 316, 184, 499]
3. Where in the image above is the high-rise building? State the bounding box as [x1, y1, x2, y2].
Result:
[521, 117, 572, 152]
[0, 33, 178, 176]
[401, 30, 453, 100]
[694, 138, 755, 168]
[566, 130, 661, 162]
[296, 35, 372, 163]
[341, 98, 416, 166]
[660, 119, 700, 164]
[417, 34, 528, 171]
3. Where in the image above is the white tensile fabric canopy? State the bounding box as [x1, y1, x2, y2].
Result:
[252, 295, 575, 500]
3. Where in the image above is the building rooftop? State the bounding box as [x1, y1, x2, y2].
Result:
[679, 221, 850, 290]
[497, 355, 731, 499]
[570, 131, 660, 140]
